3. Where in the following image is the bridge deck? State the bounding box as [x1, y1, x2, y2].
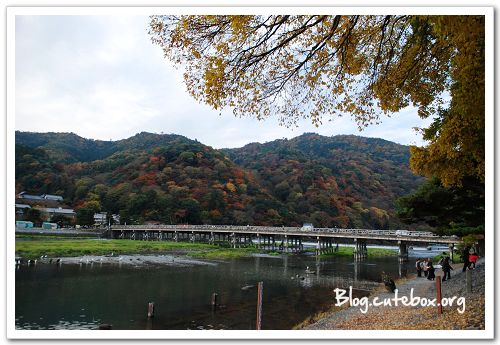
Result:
[110, 225, 460, 245]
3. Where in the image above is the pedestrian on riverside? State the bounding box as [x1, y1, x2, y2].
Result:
[422, 258, 429, 278]
[468, 252, 479, 269]
[461, 246, 471, 272]
[426, 259, 435, 281]
[441, 256, 453, 281]
[416, 258, 423, 277]
[437, 252, 448, 266]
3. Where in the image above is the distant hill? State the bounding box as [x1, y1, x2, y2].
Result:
[15, 131, 192, 163]
[15, 131, 424, 228]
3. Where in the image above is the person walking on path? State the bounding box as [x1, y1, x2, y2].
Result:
[461, 246, 471, 272]
[422, 258, 429, 278]
[441, 256, 453, 281]
[426, 259, 436, 281]
[416, 258, 423, 277]
[468, 252, 479, 269]
[438, 252, 448, 262]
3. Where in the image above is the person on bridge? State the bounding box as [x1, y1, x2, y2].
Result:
[441, 257, 453, 281]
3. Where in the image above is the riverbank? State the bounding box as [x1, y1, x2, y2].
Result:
[15, 238, 261, 261]
[15, 238, 399, 261]
[301, 259, 485, 330]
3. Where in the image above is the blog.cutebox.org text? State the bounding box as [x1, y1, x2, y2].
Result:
[334, 287, 466, 314]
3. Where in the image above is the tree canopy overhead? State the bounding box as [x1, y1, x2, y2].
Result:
[149, 15, 485, 187]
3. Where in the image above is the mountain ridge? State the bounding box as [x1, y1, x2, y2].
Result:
[15, 130, 424, 229]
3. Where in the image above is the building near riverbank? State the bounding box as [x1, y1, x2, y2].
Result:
[39, 207, 76, 222]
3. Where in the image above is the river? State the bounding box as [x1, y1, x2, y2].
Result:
[15, 252, 416, 330]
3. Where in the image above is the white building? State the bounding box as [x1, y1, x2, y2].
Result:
[93, 212, 107, 225]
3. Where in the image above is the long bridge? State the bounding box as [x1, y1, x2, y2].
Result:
[108, 224, 461, 262]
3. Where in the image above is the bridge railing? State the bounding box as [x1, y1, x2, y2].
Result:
[110, 224, 454, 239]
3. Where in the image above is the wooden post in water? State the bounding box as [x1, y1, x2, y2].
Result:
[436, 276, 442, 315]
[147, 302, 155, 318]
[211, 292, 218, 311]
[256, 281, 263, 330]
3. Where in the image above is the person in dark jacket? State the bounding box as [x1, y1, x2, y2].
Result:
[461, 246, 470, 272]
[441, 257, 453, 281]
[382, 273, 396, 293]
[426, 259, 436, 281]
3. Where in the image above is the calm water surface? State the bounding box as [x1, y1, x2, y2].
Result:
[16, 253, 412, 330]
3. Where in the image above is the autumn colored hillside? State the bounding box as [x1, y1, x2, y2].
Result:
[15, 131, 423, 228]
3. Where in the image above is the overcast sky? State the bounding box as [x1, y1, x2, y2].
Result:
[15, 15, 433, 149]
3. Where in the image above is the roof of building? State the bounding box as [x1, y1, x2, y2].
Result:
[42, 194, 64, 200]
[15, 204, 31, 209]
[18, 194, 43, 200]
[40, 207, 76, 215]
[17, 192, 64, 201]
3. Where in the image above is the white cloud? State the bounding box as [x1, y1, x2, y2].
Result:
[15, 15, 433, 149]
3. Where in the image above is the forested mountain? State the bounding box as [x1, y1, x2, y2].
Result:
[224, 133, 423, 228]
[15, 131, 424, 229]
[15, 131, 191, 163]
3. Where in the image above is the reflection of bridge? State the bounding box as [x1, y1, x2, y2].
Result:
[109, 225, 461, 262]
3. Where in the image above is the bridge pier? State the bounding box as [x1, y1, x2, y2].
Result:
[327, 239, 334, 254]
[315, 237, 332, 255]
[354, 239, 367, 261]
[449, 244, 454, 262]
[230, 233, 236, 249]
[292, 237, 302, 253]
[398, 241, 409, 263]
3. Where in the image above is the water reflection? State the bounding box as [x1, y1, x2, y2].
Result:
[16, 254, 411, 330]
[398, 262, 408, 278]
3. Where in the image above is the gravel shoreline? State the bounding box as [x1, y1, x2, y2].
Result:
[22, 254, 218, 267]
[304, 259, 485, 330]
